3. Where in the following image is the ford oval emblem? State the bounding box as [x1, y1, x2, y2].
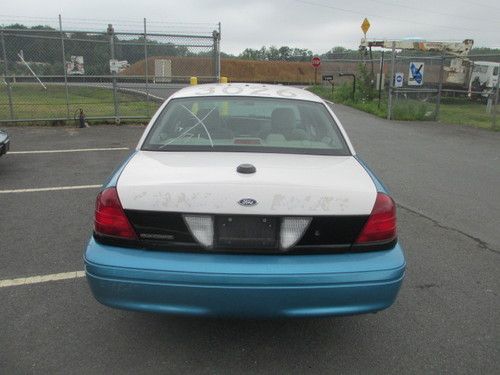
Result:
[238, 198, 257, 207]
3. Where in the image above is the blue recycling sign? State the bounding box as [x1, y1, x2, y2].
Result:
[395, 72, 404, 87]
[408, 62, 424, 86]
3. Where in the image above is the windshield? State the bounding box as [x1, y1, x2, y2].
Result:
[142, 96, 350, 156]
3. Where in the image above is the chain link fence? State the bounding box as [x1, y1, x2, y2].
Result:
[0, 16, 221, 124]
[320, 52, 500, 129]
[387, 54, 442, 122]
[387, 53, 500, 129]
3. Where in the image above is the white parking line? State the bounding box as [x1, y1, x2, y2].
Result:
[10, 147, 129, 155]
[0, 184, 101, 194]
[0, 271, 85, 288]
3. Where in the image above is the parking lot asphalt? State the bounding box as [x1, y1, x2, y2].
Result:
[336, 104, 500, 253]
[0, 104, 499, 374]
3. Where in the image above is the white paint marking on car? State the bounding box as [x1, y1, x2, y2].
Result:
[0, 271, 85, 288]
[0, 184, 101, 194]
[9, 147, 129, 155]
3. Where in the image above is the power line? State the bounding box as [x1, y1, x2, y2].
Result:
[291, 0, 484, 33]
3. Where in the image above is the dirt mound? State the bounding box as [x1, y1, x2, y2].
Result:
[122, 57, 316, 83]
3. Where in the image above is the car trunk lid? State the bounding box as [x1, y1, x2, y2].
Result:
[116, 151, 376, 216]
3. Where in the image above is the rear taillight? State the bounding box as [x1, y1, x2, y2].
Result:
[94, 187, 137, 239]
[355, 192, 397, 245]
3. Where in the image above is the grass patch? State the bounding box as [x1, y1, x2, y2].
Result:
[392, 100, 433, 121]
[309, 85, 498, 130]
[0, 84, 159, 123]
[438, 97, 498, 129]
[309, 85, 388, 118]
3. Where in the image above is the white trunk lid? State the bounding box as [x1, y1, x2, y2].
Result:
[117, 151, 376, 215]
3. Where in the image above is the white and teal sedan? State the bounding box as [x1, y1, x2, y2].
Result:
[84, 83, 405, 318]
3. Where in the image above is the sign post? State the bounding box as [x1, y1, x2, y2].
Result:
[311, 56, 321, 85]
[322, 75, 334, 96]
[339, 73, 356, 101]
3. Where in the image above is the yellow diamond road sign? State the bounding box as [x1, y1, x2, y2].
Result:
[361, 18, 370, 35]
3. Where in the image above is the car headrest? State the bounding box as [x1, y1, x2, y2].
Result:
[271, 108, 295, 134]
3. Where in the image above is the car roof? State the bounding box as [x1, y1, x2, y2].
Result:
[169, 83, 324, 103]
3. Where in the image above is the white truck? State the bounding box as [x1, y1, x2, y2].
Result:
[468, 61, 499, 98]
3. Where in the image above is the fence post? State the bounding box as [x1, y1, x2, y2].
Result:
[387, 42, 396, 120]
[435, 54, 445, 121]
[493, 69, 500, 129]
[213, 23, 221, 82]
[218, 22, 222, 81]
[107, 24, 119, 121]
[143, 18, 150, 117]
[377, 51, 384, 109]
[59, 15, 70, 120]
[1, 30, 15, 120]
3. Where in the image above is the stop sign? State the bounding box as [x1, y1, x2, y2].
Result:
[311, 56, 321, 68]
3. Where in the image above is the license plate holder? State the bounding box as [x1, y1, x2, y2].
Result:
[215, 215, 278, 249]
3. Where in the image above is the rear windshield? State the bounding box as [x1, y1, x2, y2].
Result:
[142, 96, 350, 156]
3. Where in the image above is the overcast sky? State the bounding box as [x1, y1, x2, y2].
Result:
[1, 0, 499, 54]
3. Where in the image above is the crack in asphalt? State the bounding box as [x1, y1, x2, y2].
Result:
[396, 203, 500, 255]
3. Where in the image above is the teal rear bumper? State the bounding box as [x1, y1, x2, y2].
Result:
[84, 238, 405, 318]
